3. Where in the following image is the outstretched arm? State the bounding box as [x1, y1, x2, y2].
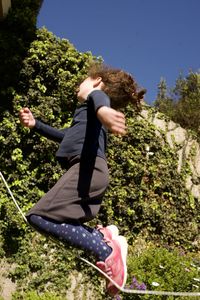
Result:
[19, 108, 65, 142]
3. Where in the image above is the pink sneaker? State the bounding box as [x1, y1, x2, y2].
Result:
[96, 224, 119, 241]
[96, 235, 128, 295]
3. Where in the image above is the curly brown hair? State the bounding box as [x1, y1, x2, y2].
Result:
[88, 62, 146, 110]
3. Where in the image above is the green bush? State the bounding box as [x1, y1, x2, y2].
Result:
[96, 106, 199, 250]
[124, 246, 200, 300]
[12, 291, 63, 300]
[0, 0, 42, 113]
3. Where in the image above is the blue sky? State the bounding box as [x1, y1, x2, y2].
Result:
[37, 0, 200, 104]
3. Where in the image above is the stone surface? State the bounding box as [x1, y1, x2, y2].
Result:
[148, 109, 200, 199]
[0, 260, 16, 300]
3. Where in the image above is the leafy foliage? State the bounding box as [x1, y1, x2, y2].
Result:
[0, 0, 43, 114]
[124, 246, 200, 300]
[96, 106, 199, 250]
[12, 290, 64, 300]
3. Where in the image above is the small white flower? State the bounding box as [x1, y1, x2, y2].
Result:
[159, 264, 165, 269]
[152, 282, 160, 287]
[193, 278, 200, 282]
[185, 268, 190, 272]
[146, 145, 150, 152]
[190, 263, 196, 268]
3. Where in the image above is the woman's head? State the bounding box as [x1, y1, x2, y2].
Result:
[76, 76, 104, 102]
[87, 62, 146, 110]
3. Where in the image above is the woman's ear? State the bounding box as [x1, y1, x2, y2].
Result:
[93, 77, 103, 88]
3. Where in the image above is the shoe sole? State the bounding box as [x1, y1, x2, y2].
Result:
[113, 235, 128, 288]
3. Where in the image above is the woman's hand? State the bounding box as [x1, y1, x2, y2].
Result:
[97, 106, 126, 135]
[19, 107, 36, 128]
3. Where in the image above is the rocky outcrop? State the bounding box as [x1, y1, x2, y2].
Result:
[141, 108, 200, 199]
